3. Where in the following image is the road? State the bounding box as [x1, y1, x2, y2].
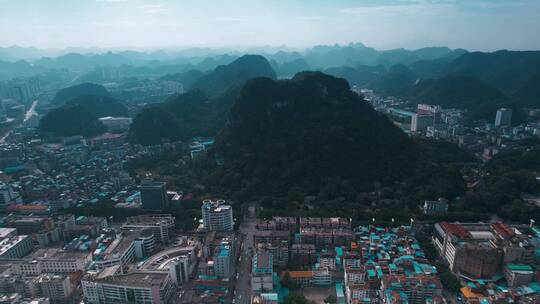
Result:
[24, 99, 38, 122]
[0, 99, 38, 143]
[234, 205, 257, 304]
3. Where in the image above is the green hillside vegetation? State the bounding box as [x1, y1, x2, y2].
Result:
[190, 54, 276, 95]
[128, 88, 239, 145]
[368, 72, 415, 96]
[64, 95, 128, 118]
[52, 82, 110, 105]
[201, 72, 467, 216]
[159, 69, 205, 88]
[511, 74, 540, 108]
[40, 94, 127, 137]
[460, 147, 540, 222]
[39, 104, 106, 137]
[443, 50, 540, 94]
[405, 76, 508, 119]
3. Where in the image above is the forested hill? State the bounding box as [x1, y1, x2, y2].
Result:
[52, 82, 110, 105]
[190, 54, 276, 96]
[211, 72, 420, 193]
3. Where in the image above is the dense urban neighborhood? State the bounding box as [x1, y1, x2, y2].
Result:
[2, 2, 540, 302]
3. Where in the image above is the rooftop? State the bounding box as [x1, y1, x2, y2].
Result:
[95, 271, 169, 289]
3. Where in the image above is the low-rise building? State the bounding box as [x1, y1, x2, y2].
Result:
[82, 267, 173, 304]
[504, 264, 534, 288]
[422, 198, 448, 215]
[122, 214, 175, 244]
[252, 251, 274, 294]
[0, 228, 32, 259]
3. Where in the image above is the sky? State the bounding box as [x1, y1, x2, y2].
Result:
[0, 0, 539, 51]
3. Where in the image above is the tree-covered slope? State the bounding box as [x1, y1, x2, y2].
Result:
[39, 104, 106, 137]
[52, 82, 110, 105]
[405, 76, 508, 119]
[211, 72, 420, 193]
[442, 50, 540, 94]
[129, 88, 239, 145]
[64, 95, 128, 118]
[190, 54, 276, 96]
[40, 94, 127, 137]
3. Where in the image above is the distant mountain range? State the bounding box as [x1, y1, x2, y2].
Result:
[128, 55, 276, 145]
[5, 43, 540, 126]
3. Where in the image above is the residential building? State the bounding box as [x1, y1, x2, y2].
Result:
[252, 251, 274, 293]
[6, 248, 91, 275]
[168, 255, 190, 285]
[0, 182, 22, 211]
[504, 264, 534, 288]
[433, 222, 503, 279]
[0, 228, 32, 258]
[201, 199, 234, 232]
[380, 274, 443, 304]
[82, 268, 173, 304]
[122, 214, 175, 244]
[32, 273, 75, 304]
[93, 230, 155, 270]
[422, 198, 449, 215]
[411, 113, 432, 132]
[140, 180, 169, 211]
[213, 238, 233, 279]
[495, 108, 512, 127]
[2, 215, 60, 247]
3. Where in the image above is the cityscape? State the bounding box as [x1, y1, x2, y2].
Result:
[1, 0, 540, 303]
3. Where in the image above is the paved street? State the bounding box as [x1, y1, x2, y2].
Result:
[234, 206, 257, 304]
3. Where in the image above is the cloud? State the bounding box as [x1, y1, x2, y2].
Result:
[95, 0, 129, 2]
[339, 1, 454, 17]
[214, 17, 248, 22]
[295, 15, 326, 21]
[135, 4, 168, 14]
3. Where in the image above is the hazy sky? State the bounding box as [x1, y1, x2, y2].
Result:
[1, 0, 539, 51]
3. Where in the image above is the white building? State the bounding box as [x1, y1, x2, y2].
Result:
[495, 108, 512, 127]
[8, 248, 91, 275]
[122, 215, 175, 244]
[82, 268, 173, 304]
[94, 230, 155, 270]
[201, 199, 234, 231]
[168, 255, 190, 285]
[422, 198, 449, 215]
[98, 117, 132, 132]
[0, 228, 32, 259]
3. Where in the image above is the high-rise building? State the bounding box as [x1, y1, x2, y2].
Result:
[140, 180, 169, 210]
[201, 199, 234, 231]
[411, 114, 433, 132]
[214, 238, 233, 279]
[495, 108, 512, 127]
[168, 255, 190, 285]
